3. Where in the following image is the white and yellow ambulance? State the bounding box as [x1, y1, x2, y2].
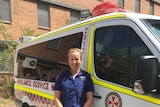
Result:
[14, 2, 160, 107]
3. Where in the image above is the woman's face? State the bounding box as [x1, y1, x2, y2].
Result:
[68, 51, 82, 72]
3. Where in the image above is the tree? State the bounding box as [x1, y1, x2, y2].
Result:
[0, 18, 17, 73]
[21, 26, 40, 37]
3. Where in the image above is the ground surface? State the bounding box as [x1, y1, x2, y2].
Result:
[0, 73, 16, 107]
[0, 97, 16, 107]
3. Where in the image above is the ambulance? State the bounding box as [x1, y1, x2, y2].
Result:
[14, 1, 160, 107]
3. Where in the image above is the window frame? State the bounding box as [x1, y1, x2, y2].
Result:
[118, 0, 124, 7]
[17, 32, 83, 81]
[0, 0, 11, 22]
[69, 9, 80, 24]
[135, 0, 140, 13]
[150, 0, 154, 15]
[93, 19, 155, 87]
[94, 25, 152, 87]
[37, 1, 50, 28]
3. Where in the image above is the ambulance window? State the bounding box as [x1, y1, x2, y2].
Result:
[94, 26, 152, 87]
[142, 19, 160, 39]
[17, 32, 83, 81]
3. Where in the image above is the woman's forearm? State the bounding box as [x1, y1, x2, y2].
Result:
[83, 92, 93, 107]
[54, 98, 63, 107]
[54, 90, 63, 107]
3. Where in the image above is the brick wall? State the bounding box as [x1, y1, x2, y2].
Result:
[3, 0, 106, 40]
[2, 0, 160, 40]
[140, 0, 150, 14]
[154, 3, 160, 15]
[6, 0, 39, 39]
[125, 0, 135, 11]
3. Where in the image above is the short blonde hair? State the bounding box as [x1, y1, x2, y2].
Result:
[68, 48, 82, 58]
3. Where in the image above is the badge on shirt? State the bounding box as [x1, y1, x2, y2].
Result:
[80, 76, 86, 81]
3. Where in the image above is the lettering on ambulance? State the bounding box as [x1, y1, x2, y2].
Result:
[16, 78, 54, 91]
[51, 83, 54, 91]
[17, 79, 32, 86]
[33, 81, 49, 90]
[105, 92, 122, 107]
[82, 27, 88, 54]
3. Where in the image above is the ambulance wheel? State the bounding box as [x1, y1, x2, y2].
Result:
[22, 103, 30, 107]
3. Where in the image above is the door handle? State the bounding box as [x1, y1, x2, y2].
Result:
[93, 92, 102, 99]
[93, 95, 102, 99]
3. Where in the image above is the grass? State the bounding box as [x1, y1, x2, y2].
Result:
[0, 97, 16, 107]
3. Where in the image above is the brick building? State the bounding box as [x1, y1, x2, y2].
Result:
[0, 0, 160, 40]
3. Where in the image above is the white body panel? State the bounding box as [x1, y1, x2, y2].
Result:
[14, 12, 160, 107]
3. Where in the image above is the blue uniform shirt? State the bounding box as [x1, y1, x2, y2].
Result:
[54, 69, 94, 107]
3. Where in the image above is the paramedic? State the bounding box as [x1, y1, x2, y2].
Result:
[96, 55, 113, 80]
[96, 55, 120, 82]
[54, 48, 94, 107]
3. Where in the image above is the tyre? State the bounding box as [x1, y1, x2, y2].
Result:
[22, 103, 30, 107]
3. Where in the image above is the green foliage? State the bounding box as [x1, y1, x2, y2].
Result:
[0, 18, 17, 73]
[6, 79, 14, 97]
[0, 18, 41, 99]
[21, 26, 40, 37]
[0, 19, 12, 41]
[0, 50, 14, 72]
[21, 26, 35, 36]
[0, 19, 40, 73]
[0, 74, 14, 99]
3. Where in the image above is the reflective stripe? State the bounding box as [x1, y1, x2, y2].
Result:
[15, 84, 54, 100]
[92, 77, 160, 105]
[87, 25, 95, 75]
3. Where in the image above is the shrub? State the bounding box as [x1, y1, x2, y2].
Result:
[6, 79, 14, 97]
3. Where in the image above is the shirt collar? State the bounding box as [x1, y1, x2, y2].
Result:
[67, 69, 83, 78]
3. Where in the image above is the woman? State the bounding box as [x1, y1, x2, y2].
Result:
[54, 48, 94, 107]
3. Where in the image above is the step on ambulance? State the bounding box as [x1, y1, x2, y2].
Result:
[14, 1, 160, 107]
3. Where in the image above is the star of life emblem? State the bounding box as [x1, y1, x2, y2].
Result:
[105, 92, 122, 107]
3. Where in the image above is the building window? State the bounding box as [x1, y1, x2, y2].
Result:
[69, 10, 80, 24]
[38, 1, 50, 28]
[118, 0, 124, 7]
[150, 0, 154, 15]
[0, 0, 11, 21]
[135, 0, 140, 13]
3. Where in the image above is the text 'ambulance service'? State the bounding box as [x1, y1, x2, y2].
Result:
[14, 1, 160, 107]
